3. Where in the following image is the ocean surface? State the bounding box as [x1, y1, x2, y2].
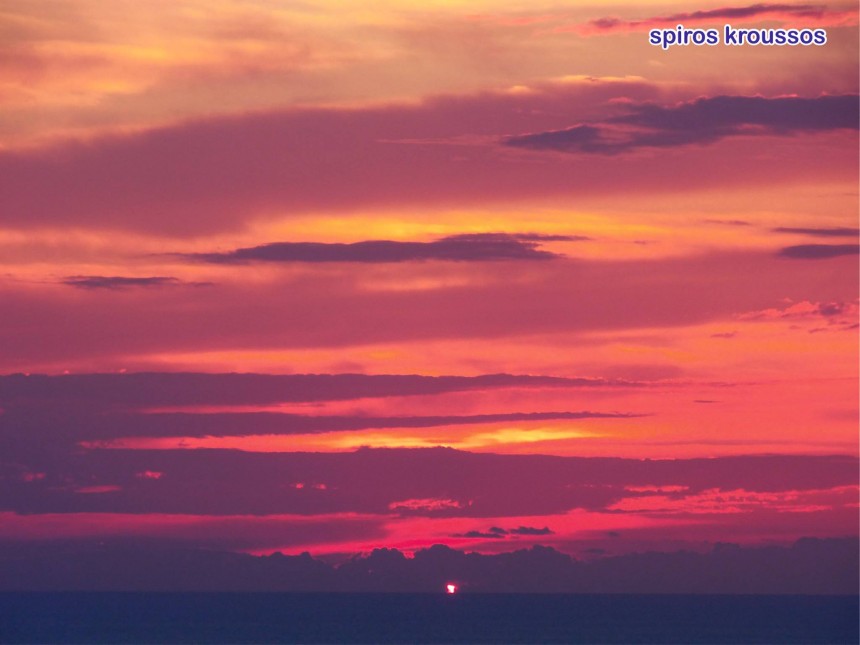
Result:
[1, 593, 857, 644]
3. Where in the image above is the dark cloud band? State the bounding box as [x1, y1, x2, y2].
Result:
[185, 234, 584, 265]
[778, 244, 860, 259]
[504, 95, 859, 155]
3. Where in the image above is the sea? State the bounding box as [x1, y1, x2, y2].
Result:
[1, 593, 857, 644]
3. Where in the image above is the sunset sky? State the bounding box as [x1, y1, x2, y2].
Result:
[1, 0, 858, 563]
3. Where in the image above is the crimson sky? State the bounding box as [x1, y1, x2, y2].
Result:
[1, 0, 858, 562]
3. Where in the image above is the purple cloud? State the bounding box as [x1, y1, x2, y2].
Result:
[778, 244, 860, 259]
[1, 447, 855, 517]
[773, 227, 859, 238]
[451, 525, 553, 538]
[509, 526, 554, 536]
[504, 95, 859, 155]
[451, 530, 507, 539]
[2, 248, 857, 369]
[1, 408, 641, 441]
[0, 372, 627, 410]
[2, 82, 850, 236]
[186, 234, 584, 264]
[62, 276, 209, 289]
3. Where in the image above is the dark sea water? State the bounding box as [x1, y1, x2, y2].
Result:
[1, 593, 857, 644]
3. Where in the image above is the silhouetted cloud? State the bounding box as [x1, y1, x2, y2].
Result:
[451, 530, 507, 539]
[187, 234, 585, 264]
[0, 537, 856, 594]
[739, 299, 858, 322]
[504, 95, 859, 155]
[451, 525, 553, 539]
[578, 4, 852, 34]
[778, 244, 860, 259]
[61, 276, 205, 290]
[772, 226, 859, 237]
[2, 248, 855, 368]
[509, 526, 554, 536]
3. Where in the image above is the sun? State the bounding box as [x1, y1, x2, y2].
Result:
[446, 583, 458, 594]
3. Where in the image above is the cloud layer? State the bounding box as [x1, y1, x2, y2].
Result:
[1, 85, 855, 235]
[3, 446, 855, 517]
[778, 244, 860, 259]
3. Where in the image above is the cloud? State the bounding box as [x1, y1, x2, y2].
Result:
[388, 498, 466, 513]
[2, 248, 856, 368]
[451, 525, 553, 539]
[739, 299, 859, 321]
[0, 80, 658, 235]
[504, 95, 860, 155]
[509, 526, 553, 536]
[772, 227, 859, 237]
[705, 219, 752, 227]
[1, 446, 855, 518]
[451, 530, 507, 539]
[0, 537, 858, 596]
[0, 536, 857, 595]
[0, 372, 591, 409]
[617, 95, 858, 132]
[61, 276, 209, 289]
[577, 4, 856, 35]
[778, 244, 860, 259]
[0, 512, 386, 554]
[816, 302, 850, 316]
[1, 408, 641, 441]
[505, 125, 606, 154]
[1, 82, 854, 235]
[186, 233, 582, 264]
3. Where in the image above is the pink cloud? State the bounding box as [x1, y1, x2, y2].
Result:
[0, 83, 854, 236]
[0, 250, 855, 368]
